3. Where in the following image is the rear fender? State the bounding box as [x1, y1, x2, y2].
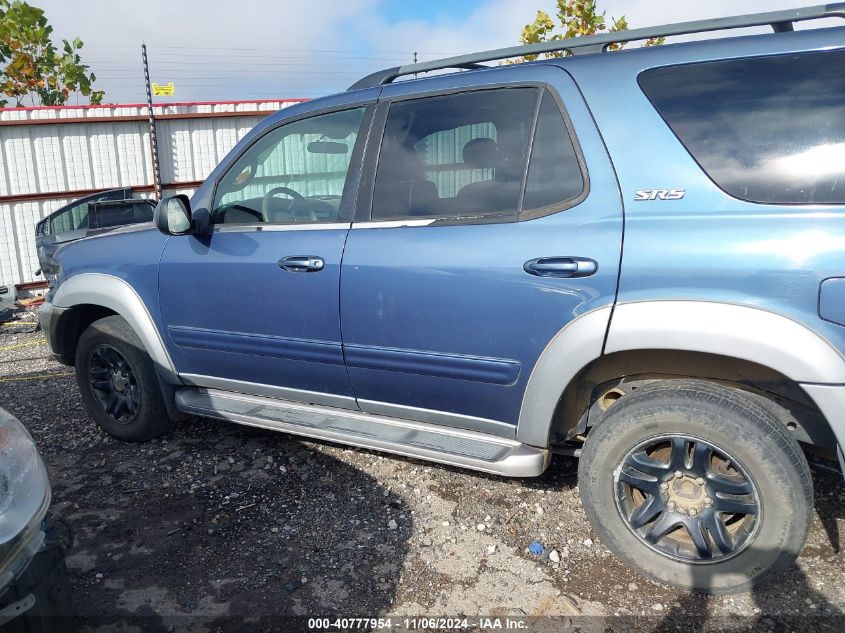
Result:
[517, 300, 845, 452]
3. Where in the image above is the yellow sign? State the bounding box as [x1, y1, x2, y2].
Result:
[152, 82, 175, 96]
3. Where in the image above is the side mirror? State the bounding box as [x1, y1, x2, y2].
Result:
[154, 195, 192, 235]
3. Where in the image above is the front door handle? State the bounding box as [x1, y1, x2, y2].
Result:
[278, 256, 325, 272]
[523, 257, 598, 278]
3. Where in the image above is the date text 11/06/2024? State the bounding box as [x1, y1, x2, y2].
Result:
[307, 618, 529, 630]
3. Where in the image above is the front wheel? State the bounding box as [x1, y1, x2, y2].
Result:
[75, 315, 172, 442]
[577, 380, 812, 594]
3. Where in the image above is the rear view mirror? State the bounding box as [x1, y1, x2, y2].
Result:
[233, 164, 253, 186]
[307, 141, 348, 155]
[154, 195, 192, 235]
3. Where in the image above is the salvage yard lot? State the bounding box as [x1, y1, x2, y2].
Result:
[2, 322, 845, 631]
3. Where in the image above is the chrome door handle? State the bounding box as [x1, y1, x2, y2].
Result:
[278, 256, 325, 272]
[524, 257, 598, 278]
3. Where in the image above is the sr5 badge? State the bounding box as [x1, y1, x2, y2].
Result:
[635, 189, 685, 201]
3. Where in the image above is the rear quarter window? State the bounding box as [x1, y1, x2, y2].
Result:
[639, 50, 845, 205]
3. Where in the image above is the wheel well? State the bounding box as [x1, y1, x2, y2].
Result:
[551, 349, 837, 454]
[54, 304, 118, 364]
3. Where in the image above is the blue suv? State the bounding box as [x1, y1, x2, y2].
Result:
[38, 4, 845, 594]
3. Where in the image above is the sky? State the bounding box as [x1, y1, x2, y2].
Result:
[33, 0, 831, 105]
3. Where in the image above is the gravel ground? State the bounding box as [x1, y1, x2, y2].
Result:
[2, 313, 845, 632]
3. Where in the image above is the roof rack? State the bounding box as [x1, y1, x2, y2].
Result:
[348, 3, 845, 91]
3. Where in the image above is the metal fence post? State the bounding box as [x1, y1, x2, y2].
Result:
[141, 43, 162, 200]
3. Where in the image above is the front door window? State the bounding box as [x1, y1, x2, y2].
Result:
[212, 108, 365, 226]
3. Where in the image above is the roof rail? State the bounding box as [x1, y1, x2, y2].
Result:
[348, 3, 845, 91]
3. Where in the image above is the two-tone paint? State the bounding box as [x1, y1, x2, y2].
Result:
[41, 24, 845, 472]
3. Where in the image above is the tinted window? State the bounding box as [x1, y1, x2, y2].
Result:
[372, 89, 538, 220]
[49, 200, 90, 234]
[47, 189, 131, 235]
[212, 108, 365, 225]
[89, 201, 154, 229]
[523, 91, 584, 212]
[640, 50, 845, 205]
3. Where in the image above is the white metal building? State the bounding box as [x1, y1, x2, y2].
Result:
[0, 98, 304, 287]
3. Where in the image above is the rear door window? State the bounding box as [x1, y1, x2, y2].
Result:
[522, 91, 585, 215]
[370, 88, 586, 222]
[639, 50, 845, 205]
[372, 88, 536, 221]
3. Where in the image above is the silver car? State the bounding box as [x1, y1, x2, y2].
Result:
[0, 407, 72, 629]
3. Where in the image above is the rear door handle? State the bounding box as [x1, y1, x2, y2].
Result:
[278, 256, 325, 272]
[523, 257, 598, 278]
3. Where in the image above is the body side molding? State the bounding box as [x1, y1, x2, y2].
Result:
[344, 344, 521, 385]
[169, 326, 345, 365]
[51, 273, 179, 383]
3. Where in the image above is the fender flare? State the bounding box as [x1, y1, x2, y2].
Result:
[51, 273, 179, 383]
[517, 307, 612, 446]
[516, 300, 845, 447]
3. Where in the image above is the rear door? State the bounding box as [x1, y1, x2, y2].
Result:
[339, 66, 622, 436]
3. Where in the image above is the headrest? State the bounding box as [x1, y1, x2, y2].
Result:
[462, 138, 498, 169]
[378, 141, 426, 177]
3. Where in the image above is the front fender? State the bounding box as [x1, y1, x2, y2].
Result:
[50, 273, 179, 383]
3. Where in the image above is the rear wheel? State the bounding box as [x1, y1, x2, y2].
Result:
[577, 379, 812, 594]
[75, 315, 172, 442]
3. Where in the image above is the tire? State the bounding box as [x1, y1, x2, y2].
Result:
[74, 315, 172, 442]
[577, 379, 812, 594]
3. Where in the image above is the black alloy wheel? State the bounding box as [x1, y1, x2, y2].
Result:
[577, 379, 813, 593]
[75, 315, 172, 442]
[87, 343, 141, 423]
[615, 434, 760, 563]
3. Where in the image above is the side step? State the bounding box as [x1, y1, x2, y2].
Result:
[175, 388, 549, 477]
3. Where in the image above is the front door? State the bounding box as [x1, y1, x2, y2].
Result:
[340, 69, 622, 434]
[159, 106, 370, 405]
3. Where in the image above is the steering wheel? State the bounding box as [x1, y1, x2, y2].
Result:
[261, 186, 312, 222]
[218, 203, 263, 224]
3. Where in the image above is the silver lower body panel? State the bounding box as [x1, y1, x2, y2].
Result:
[175, 388, 549, 477]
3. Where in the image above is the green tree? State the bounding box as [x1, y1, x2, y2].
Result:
[516, 0, 663, 62]
[0, 0, 103, 107]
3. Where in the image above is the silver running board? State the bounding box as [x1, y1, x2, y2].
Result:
[175, 388, 549, 477]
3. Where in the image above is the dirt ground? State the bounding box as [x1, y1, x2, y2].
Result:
[2, 316, 845, 632]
